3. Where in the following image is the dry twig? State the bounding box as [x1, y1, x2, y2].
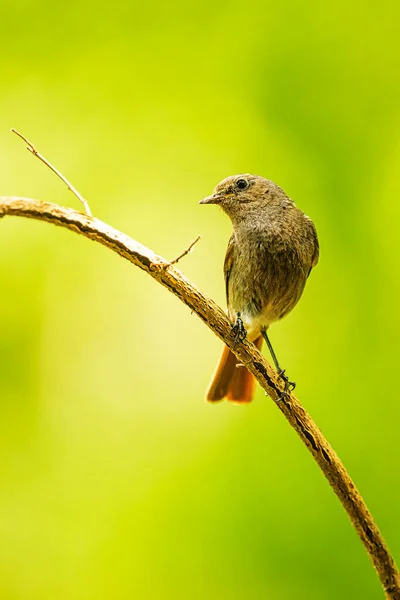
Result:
[0, 196, 399, 599]
[165, 235, 201, 267]
[11, 129, 92, 217]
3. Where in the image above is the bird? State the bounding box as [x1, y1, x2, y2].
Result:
[199, 174, 319, 404]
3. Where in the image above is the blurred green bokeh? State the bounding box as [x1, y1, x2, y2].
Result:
[1, 1, 399, 598]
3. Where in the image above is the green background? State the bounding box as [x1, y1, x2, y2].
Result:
[1, 1, 399, 598]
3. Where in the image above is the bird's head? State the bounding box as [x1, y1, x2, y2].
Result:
[199, 174, 290, 222]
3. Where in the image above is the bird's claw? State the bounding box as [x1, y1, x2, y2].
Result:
[276, 369, 296, 402]
[231, 316, 246, 347]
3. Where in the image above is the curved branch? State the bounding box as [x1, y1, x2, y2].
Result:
[1, 196, 399, 599]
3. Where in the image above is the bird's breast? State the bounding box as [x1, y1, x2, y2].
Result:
[227, 226, 309, 334]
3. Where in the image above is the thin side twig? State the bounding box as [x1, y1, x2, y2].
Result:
[165, 235, 201, 267]
[0, 197, 399, 600]
[10, 129, 92, 217]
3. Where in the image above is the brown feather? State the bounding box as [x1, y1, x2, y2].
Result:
[224, 234, 235, 305]
[206, 336, 263, 404]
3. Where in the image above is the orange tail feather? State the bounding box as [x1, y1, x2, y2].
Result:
[205, 336, 263, 404]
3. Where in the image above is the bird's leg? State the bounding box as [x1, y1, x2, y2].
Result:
[261, 329, 296, 401]
[231, 313, 247, 347]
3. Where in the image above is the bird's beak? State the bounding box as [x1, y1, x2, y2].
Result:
[199, 193, 224, 205]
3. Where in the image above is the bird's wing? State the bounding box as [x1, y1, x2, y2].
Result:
[307, 218, 320, 277]
[224, 234, 235, 305]
[311, 226, 320, 268]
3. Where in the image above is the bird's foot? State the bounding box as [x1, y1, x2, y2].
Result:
[231, 315, 247, 347]
[276, 369, 296, 402]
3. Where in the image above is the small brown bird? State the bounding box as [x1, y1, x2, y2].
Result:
[200, 174, 319, 404]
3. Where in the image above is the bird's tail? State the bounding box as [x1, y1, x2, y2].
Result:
[205, 336, 263, 404]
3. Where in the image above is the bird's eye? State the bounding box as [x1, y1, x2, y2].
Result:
[236, 178, 248, 190]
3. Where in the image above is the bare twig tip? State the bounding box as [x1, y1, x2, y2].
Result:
[164, 234, 202, 268]
[11, 128, 93, 218]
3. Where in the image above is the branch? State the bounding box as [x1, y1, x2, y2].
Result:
[10, 129, 92, 217]
[0, 196, 399, 599]
[165, 235, 201, 266]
